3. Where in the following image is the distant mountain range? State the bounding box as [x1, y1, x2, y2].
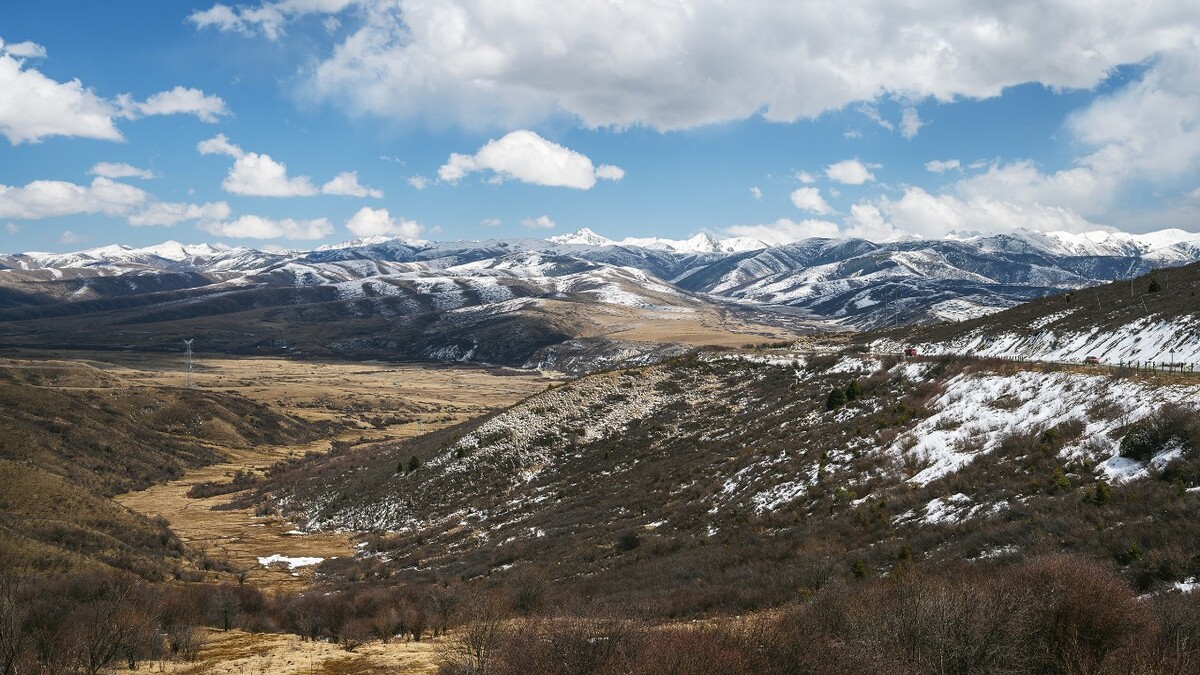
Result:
[1, 227, 1198, 365]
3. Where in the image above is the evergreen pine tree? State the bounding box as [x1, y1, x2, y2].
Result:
[826, 387, 847, 410]
[851, 558, 868, 578]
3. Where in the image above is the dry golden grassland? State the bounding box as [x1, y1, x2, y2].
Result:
[1, 350, 557, 673]
[41, 350, 560, 589]
[158, 628, 443, 675]
[530, 297, 801, 346]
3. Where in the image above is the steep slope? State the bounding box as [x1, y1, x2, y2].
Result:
[874, 259, 1200, 366]
[254, 351, 1200, 613]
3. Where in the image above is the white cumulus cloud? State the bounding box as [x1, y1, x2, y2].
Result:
[90, 162, 157, 180]
[0, 176, 231, 229]
[0, 52, 122, 144]
[188, 0, 357, 40]
[925, 159, 962, 174]
[120, 86, 229, 123]
[439, 130, 623, 190]
[345, 206, 422, 238]
[200, 215, 333, 239]
[0, 177, 149, 219]
[0, 39, 47, 59]
[196, 133, 244, 158]
[825, 159, 876, 185]
[321, 171, 382, 198]
[900, 107, 923, 139]
[224, 153, 318, 197]
[595, 164, 626, 181]
[790, 187, 834, 215]
[0, 43, 230, 145]
[199, 134, 384, 198]
[521, 215, 556, 230]
[850, 186, 1101, 240]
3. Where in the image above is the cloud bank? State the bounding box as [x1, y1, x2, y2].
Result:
[190, 1, 1199, 132]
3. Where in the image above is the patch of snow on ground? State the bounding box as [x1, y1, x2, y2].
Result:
[895, 361, 932, 381]
[716, 353, 805, 367]
[890, 370, 1200, 486]
[974, 545, 1020, 560]
[751, 478, 814, 513]
[827, 356, 883, 374]
[257, 554, 324, 569]
[922, 493, 973, 524]
[1028, 309, 1077, 330]
[1100, 442, 1186, 483]
[928, 298, 1008, 323]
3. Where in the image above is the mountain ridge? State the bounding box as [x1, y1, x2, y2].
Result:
[2, 227, 1200, 367]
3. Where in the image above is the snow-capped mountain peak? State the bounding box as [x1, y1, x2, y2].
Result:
[314, 235, 428, 251]
[134, 241, 231, 261]
[548, 228, 615, 247]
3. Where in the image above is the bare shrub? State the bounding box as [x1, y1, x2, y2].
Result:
[438, 594, 507, 675]
[489, 615, 641, 675]
[1014, 554, 1156, 674]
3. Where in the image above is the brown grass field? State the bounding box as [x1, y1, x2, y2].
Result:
[158, 628, 443, 675]
[1, 349, 557, 673]
[83, 351, 558, 590]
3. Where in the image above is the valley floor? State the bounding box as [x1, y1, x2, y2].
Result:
[160, 628, 443, 675]
[1, 350, 556, 673]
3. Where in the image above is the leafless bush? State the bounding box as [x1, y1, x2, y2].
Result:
[488, 615, 642, 675]
[439, 594, 507, 675]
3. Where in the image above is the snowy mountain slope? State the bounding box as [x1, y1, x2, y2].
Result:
[877, 259, 1200, 367]
[687, 234, 1200, 327]
[3, 227, 1200, 352]
[551, 227, 767, 253]
[4, 240, 285, 275]
[0, 239, 787, 367]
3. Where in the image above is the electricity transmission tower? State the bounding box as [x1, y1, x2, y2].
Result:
[183, 339, 195, 389]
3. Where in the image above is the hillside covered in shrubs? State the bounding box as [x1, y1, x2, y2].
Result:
[252, 351, 1200, 616]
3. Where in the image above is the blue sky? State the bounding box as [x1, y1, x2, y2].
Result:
[2, 1, 1198, 252]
